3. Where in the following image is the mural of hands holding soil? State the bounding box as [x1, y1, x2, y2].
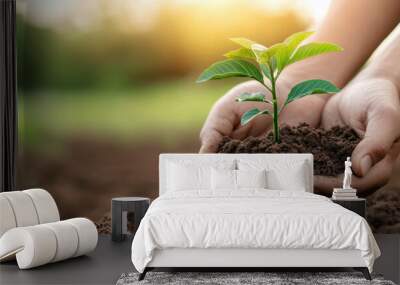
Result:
[17, 0, 400, 234]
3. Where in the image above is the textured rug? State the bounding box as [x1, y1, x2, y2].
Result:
[116, 272, 395, 285]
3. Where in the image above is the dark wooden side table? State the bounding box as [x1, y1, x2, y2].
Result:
[112, 197, 150, 242]
[331, 198, 366, 218]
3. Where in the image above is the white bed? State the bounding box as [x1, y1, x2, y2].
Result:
[131, 154, 380, 280]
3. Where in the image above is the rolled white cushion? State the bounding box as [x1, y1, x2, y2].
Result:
[0, 189, 60, 239]
[0, 226, 57, 269]
[23, 189, 60, 224]
[0, 196, 17, 237]
[42, 221, 79, 262]
[0, 192, 39, 227]
[0, 218, 98, 269]
[65, 218, 98, 257]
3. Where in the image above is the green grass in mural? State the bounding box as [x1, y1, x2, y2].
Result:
[19, 79, 237, 147]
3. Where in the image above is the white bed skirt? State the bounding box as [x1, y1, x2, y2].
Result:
[148, 248, 366, 268]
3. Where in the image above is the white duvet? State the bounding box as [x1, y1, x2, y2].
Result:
[131, 190, 380, 273]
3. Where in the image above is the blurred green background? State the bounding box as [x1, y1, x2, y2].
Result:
[16, 0, 329, 220]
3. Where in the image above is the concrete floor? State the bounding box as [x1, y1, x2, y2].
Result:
[0, 234, 399, 285]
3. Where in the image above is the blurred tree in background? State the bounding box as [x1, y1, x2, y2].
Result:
[17, 0, 309, 91]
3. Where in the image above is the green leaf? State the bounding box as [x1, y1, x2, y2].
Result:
[230, 37, 259, 49]
[196, 59, 263, 83]
[241, 108, 261, 125]
[288, 42, 343, 65]
[285, 79, 340, 106]
[265, 43, 290, 73]
[250, 44, 268, 64]
[241, 108, 270, 125]
[236, 92, 265, 102]
[284, 31, 314, 51]
[259, 31, 314, 73]
[275, 31, 314, 72]
[224, 47, 255, 60]
[260, 64, 272, 81]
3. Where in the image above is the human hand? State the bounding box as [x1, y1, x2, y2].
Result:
[199, 77, 329, 153]
[316, 78, 400, 195]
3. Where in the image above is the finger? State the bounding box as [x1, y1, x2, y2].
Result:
[279, 95, 328, 128]
[199, 144, 216, 154]
[320, 95, 345, 129]
[352, 107, 400, 176]
[199, 128, 223, 153]
[199, 102, 236, 153]
[231, 122, 252, 140]
[315, 159, 389, 197]
[352, 141, 400, 195]
[231, 115, 272, 139]
[315, 141, 400, 196]
[314, 175, 342, 196]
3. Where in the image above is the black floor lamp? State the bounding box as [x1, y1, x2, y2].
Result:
[0, 0, 17, 192]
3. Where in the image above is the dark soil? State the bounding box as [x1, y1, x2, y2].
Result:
[96, 212, 111, 234]
[217, 123, 361, 176]
[367, 187, 400, 233]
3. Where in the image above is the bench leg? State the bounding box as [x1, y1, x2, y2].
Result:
[354, 267, 371, 280]
[138, 268, 148, 281]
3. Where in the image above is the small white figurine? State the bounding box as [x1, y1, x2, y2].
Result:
[343, 157, 352, 189]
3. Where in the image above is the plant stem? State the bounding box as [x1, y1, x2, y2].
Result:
[267, 65, 280, 143]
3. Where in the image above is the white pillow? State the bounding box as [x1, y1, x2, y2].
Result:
[236, 169, 267, 189]
[167, 160, 235, 192]
[266, 167, 307, 191]
[211, 168, 236, 190]
[238, 159, 309, 192]
[211, 169, 267, 190]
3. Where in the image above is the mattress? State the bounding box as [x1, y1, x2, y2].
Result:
[131, 190, 380, 273]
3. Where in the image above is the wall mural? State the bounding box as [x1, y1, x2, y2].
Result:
[16, 0, 400, 234]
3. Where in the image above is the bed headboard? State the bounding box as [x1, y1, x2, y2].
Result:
[159, 153, 313, 195]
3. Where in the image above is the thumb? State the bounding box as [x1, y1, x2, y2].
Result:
[199, 129, 223, 153]
[199, 143, 217, 153]
[352, 108, 400, 176]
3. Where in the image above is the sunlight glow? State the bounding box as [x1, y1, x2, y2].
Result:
[18, 0, 332, 30]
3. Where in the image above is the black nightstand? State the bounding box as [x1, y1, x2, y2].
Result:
[331, 198, 366, 218]
[111, 197, 150, 242]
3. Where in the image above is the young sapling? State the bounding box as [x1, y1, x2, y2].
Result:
[197, 31, 343, 143]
